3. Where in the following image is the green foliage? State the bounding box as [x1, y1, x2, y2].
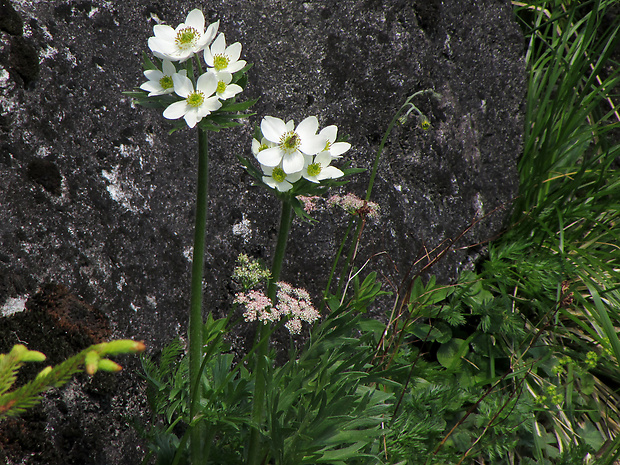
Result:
[0, 340, 144, 420]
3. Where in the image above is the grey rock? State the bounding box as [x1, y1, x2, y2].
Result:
[0, 0, 524, 463]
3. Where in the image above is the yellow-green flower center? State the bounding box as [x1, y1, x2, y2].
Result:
[323, 140, 332, 152]
[159, 75, 174, 90]
[213, 54, 230, 71]
[216, 80, 227, 94]
[272, 167, 286, 183]
[186, 91, 205, 107]
[307, 162, 322, 177]
[175, 27, 199, 50]
[279, 131, 301, 153]
[258, 143, 269, 152]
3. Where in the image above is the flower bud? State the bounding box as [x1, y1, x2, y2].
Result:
[9, 344, 46, 363]
[21, 350, 47, 363]
[100, 340, 146, 356]
[36, 366, 53, 380]
[97, 359, 123, 373]
[85, 350, 100, 375]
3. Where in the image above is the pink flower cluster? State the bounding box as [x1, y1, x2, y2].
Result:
[276, 282, 320, 334]
[233, 282, 320, 334]
[328, 193, 380, 222]
[234, 290, 278, 323]
[296, 195, 320, 213]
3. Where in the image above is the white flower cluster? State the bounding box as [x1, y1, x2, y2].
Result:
[251, 116, 351, 192]
[140, 9, 246, 128]
[233, 281, 319, 334]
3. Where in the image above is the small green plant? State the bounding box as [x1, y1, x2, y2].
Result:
[0, 340, 145, 420]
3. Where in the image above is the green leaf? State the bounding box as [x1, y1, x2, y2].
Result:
[437, 338, 469, 370]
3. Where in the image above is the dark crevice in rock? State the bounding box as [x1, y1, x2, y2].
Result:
[27, 158, 63, 195]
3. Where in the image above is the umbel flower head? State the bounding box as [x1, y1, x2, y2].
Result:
[148, 9, 219, 62]
[163, 72, 222, 128]
[233, 281, 319, 334]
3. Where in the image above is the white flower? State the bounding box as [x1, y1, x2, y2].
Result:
[251, 137, 275, 159]
[163, 72, 222, 128]
[140, 60, 186, 96]
[148, 9, 219, 62]
[262, 164, 302, 192]
[257, 116, 326, 174]
[301, 151, 344, 183]
[318, 125, 351, 159]
[204, 33, 246, 73]
[213, 71, 243, 100]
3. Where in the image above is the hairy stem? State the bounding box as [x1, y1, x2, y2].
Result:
[248, 198, 293, 465]
[189, 128, 209, 464]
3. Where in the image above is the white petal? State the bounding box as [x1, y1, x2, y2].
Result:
[196, 72, 217, 96]
[153, 25, 175, 40]
[261, 165, 274, 175]
[318, 166, 344, 180]
[330, 142, 351, 156]
[276, 180, 293, 192]
[300, 135, 327, 156]
[143, 69, 164, 81]
[204, 47, 214, 67]
[203, 20, 219, 45]
[285, 120, 295, 131]
[251, 138, 261, 156]
[257, 147, 283, 167]
[220, 84, 242, 99]
[148, 37, 174, 59]
[302, 172, 320, 183]
[263, 176, 278, 189]
[319, 125, 338, 142]
[286, 171, 302, 182]
[315, 151, 333, 167]
[201, 96, 222, 114]
[185, 9, 205, 32]
[211, 33, 226, 54]
[184, 110, 200, 128]
[140, 81, 164, 95]
[227, 60, 247, 73]
[172, 74, 194, 97]
[163, 100, 188, 120]
[217, 71, 233, 85]
[296, 116, 318, 138]
[161, 60, 176, 76]
[282, 151, 305, 174]
[261, 116, 286, 143]
[226, 42, 242, 63]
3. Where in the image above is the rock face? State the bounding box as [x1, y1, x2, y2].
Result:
[0, 0, 525, 463]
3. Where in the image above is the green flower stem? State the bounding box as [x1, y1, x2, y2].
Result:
[189, 128, 209, 465]
[248, 198, 293, 465]
[321, 218, 355, 309]
[335, 90, 439, 298]
[268, 198, 293, 300]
